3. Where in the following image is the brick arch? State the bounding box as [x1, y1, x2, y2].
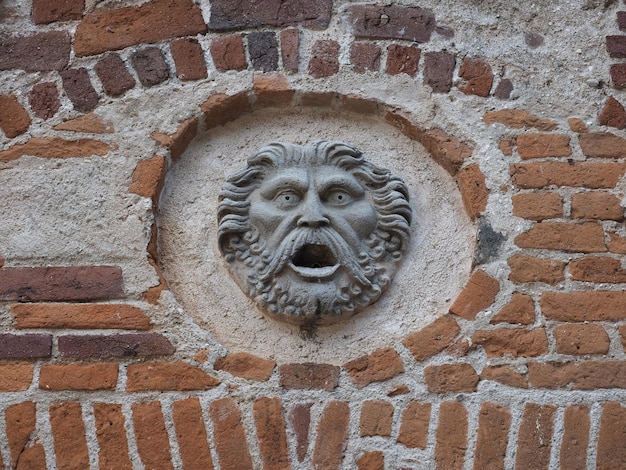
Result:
[133, 74, 496, 382]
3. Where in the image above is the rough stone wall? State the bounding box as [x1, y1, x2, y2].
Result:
[1, 0, 626, 469]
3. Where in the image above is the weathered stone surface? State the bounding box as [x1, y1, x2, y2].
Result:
[32, 0, 84, 24]
[248, 31, 279, 72]
[0, 95, 30, 138]
[28, 82, 61, 119]
[74, 0, 206, 56]
[131, 47, 169, 87]
[95, 53, 136, 97]
[0, 31, 70, 71]
[423, 51, 455, 92]
[171, 38, 208, 81]
[60, 68, 99, 113]
[344, 5, 436, 43]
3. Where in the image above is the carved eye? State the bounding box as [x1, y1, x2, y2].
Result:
[274, 191, 301, 209]
[326, 189, 353, 206]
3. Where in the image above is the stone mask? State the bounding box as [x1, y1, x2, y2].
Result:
[218, 141, 411, 326]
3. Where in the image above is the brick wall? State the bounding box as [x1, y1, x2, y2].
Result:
[1, 1, 626, 468]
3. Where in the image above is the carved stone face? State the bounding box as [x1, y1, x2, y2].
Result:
[218, 141, 411, 326]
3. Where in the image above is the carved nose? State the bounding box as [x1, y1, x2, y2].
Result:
[297, 195, 329, 228]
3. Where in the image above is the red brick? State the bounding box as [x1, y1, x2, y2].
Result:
[299, 91, 337, 107]
[0, 363, 34, 391]
[554, 324, 610, 355]
[209, 397, 253, 470]
[397, 402, 431, 449]
[515, 221, 607, 252]
[515, 404, 555, 470]
[253, 397, 291, 469]
[459, 58, 493, 97]
[542, 291, 626, 321]
[511, 161, 626, 189]
[129, 155, 167, 204]
[59, 333, 174, 358]
[168, 39, 205, 82]
[12, 303, 150, 330]
[484, 109, 558, 131]
[248, 31, 279, 72]
[480, 365, 528, 388]
[0, 95, 31, 138]
[610, 63, 626, 88]
[50, 402, 90, 470]
[599, 96, 626, 129]
[508, 254, 565, 284]
[528, 361, 626, 389]
[572, 192, 624, 221]
[6, 402, 38, 469]
[210, 34, 247, 72]
[288, 403, 311, 463]
[607, 35, 626, 58]
[53, 113, 114, 134]
[131, 47, 170, 87]
[356, 451, 384, 470]
[494, 78, 514, 99]
[208, 0, 332, 30]
[449, 270, 499, 320]
[344, 5, 435, 43]
[0, 137, 111, 162]
[201, 92, 252, 129]
[214, 351, 276, 381]
[28, 82, 61, 119]
[74, 0, 206, 56]
[473, 403, 511, 470]
[418, 127, 473, 176]
[608, 231, 626, 253]
[423, 51, 455, 92]
[279, 363, 339, 390]
[94, 403, 133, 470]
[253, 73, 294, 108]
[151, 117, 198, 161]
[458, 163, 489, 220]
[173, 398, 214, 470]
[95, 54, 136, 97]
[0, 31, 70, 71]
[359, 400, 394, 437]
[597, 402, 626, 469]
[11, 444, 45, 470]
[386, 44, 420, 77]
[309, 40, 340, 78]
[472, 328, 548, 358]
[32, 0, 83, 24]
[560, 405, 590, 470]
[40, 363, 118, 391]
[512, 192, 563, 221]
[126, 361, 219, 391]
[424, 363, 478, 392]
[516, 133, 571, 159]
[350, 42, 381, 73]
[569, 117, 589, 133]
[570, 256, 626, 282]
[435, 401, 467, 470]
[0, 334, 52, 359]
[402, 315, 460, 361]
[60, 67, 99, 113]
[312, 401, 350, 470]
[491, 292, 535, 325]
[132, 401, 174, 470]
[280, 29, 299, 73]
[343, 347, 404, 387]
[580, 132, 626, 158]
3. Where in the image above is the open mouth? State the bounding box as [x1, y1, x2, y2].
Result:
[290, 243, 339, 279]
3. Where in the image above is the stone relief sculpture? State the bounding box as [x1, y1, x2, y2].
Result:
[217, 141, 411, 326]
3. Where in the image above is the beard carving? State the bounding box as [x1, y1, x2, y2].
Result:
[218, 141, 411, 326]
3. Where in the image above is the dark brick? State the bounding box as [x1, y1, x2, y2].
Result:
[131, 47, 169, 87]
[279, 363, 339, 390]
[607, 35, 626, 58]
[618, 11, 626, 31]
[0, 31, 70, 72]
[0, 334, 52, 359]
[28, 82, 61, 119]
[58, 333, 175, 358]
[350, 42, 381, 73]
[423, 51, 455, 92]
[458, 58, 493, 97]
[210, 34, 247, 72]
[386, 44, 420, 77]
[0, 95, 30, 138]
[344, 5, 435, 43]
[610, 63, 626, 88]
[95, 54, 136, 97]
[248, 31, 279, 72]
[32, 0, 84, 24]
[524, 31, 544, 48]
[281, 29, 299, 73]
[60, 68, 99, 113]
[494, 78, 514, 99]
[288, 403, 311, 463]
[308, 40, 339, 78]
[208, 0, 332, 30]
[171, 38, 207, 81]
[0, 266, 123, 302]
